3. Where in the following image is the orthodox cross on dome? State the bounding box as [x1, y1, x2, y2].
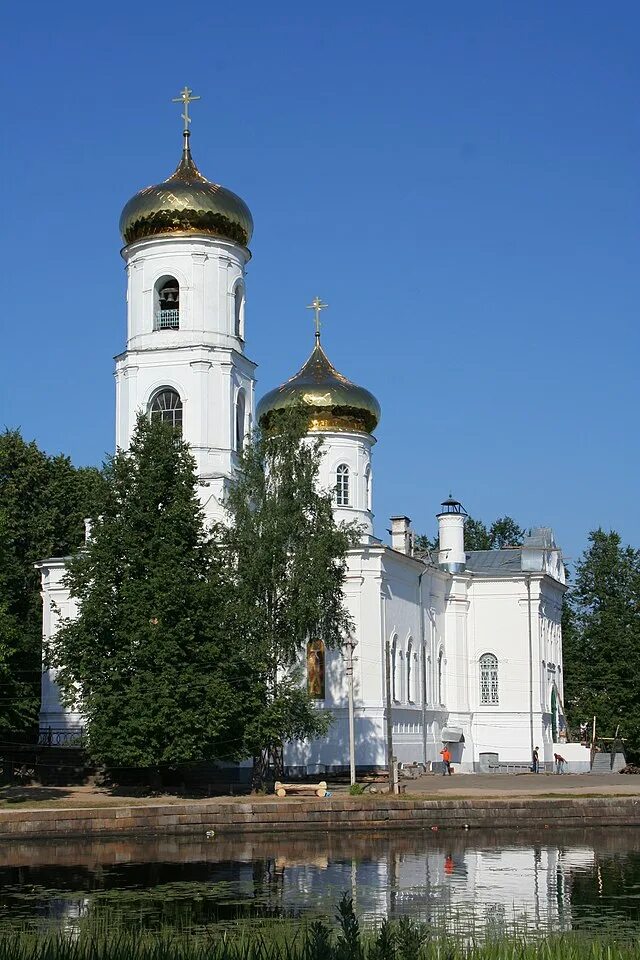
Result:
[307, 296, 328, 341]
[172, 86, 201, 137]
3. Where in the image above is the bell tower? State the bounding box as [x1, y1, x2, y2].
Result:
[114, 88, 256, 523]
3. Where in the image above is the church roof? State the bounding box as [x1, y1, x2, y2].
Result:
[465, 549, 523, 574]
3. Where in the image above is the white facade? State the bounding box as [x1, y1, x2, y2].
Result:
[285, 527, 567, 774]
[317, 432, 375, 537]
[35, 559, 83, 732]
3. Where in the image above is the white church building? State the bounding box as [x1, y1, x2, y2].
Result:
[37, 93, 574, 774]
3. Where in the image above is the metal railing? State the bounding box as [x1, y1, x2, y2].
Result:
[156, 309, 179, 330]
[37, 726, 85, 748]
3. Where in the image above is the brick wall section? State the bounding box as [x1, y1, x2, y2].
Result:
[0, 796, 639, 839]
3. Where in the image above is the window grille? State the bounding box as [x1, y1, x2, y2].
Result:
[156, 278, 180, 330]
[149, 389, 183, 432]
[335, 464, 350, 506]
[156, 309, 180, 330]
[480, 653, 499, 704]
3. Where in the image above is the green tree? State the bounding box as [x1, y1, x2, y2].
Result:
[219, 406, 357, 785]
[0, 430, 103, 737]
[464, 517, 492, 551]
[487, 516, 525, 549]
[562, 529, 640, 759]
[50, 416, 249, 774]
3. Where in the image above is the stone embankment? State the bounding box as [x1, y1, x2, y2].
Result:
[0, 795, 639, 839]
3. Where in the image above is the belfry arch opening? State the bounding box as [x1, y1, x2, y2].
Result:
[235, 389, 246, 452]
[154, 276, 180, 330]
[234, 283, 244, 339]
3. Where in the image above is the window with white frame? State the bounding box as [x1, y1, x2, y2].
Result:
[437, 650, 444, 705]
[149, 389, 183, 432]
[364, 465, 371, 510]
[407, 640, 413, 702]
[335, 464, 350, 506]
[479, 653, 499, 705]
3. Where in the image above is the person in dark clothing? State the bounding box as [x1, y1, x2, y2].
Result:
[532, 746, 539, 773]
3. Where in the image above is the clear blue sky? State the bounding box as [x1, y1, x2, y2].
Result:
[2, 1, 638, 564]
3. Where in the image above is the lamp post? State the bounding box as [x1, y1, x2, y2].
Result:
[343, 637, 358, 786]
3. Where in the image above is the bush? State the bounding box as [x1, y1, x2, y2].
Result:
[349, 782, 365, 796]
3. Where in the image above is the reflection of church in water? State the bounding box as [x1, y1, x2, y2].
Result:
[276, 839, 597, 932]
[38, 91, 569, 772]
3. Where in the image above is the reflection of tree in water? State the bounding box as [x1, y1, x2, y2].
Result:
[569, 851, 640, 928]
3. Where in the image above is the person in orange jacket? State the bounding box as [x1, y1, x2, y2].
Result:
[440, 745, 452, 776]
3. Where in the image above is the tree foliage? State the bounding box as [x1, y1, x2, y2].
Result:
[562, 529, 640, 758]
[219, 406, 357, 781]
[46, 409, 356, 781]
[0, 430, 103, 736]
[50, 416, 250, 770]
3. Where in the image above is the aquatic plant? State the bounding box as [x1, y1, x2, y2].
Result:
[0, 895, 637, 959]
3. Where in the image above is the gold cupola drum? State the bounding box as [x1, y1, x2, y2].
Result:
[119, 87, 253, 248]
[256, 298, 381, 435]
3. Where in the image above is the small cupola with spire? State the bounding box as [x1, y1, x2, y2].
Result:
[256, 298, 381, 539]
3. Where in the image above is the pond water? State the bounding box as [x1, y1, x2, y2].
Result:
[1, 827, 640, 937]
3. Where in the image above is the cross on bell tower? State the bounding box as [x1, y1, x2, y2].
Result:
[307, 296, 328, 341]
[172, 85, 201, 135]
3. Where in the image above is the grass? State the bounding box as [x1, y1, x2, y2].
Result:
[0, 896, 637, 960]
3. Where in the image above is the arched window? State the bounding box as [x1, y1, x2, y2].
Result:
[551, 685, 558, 741]
[423, 646, 429, 705]
[307, 639, 325, 699]
[407, 639, 413, 702]
[437, 650, 444, 705]
[365, 466, 371, 511]
[335, 464, 350, 506]
[235, 390, 246, 452]
[479, 653, 499, 705]
[391, 636, 398, 701]
[155, 277, 180, 330]
[149, 389, 183, 432]
[234, 284, 244, 338]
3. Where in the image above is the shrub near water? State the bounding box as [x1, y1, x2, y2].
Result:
[0, 897, 638, 960]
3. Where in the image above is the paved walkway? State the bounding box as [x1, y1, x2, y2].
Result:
[0, 773, 638, 811]
[405, 771, 639, 797]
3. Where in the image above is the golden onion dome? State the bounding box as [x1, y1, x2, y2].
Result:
[257, 335, 381, 435]
[119, 133, 253, 248]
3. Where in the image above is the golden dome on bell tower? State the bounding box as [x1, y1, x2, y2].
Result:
[119, 87, 253, 248]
